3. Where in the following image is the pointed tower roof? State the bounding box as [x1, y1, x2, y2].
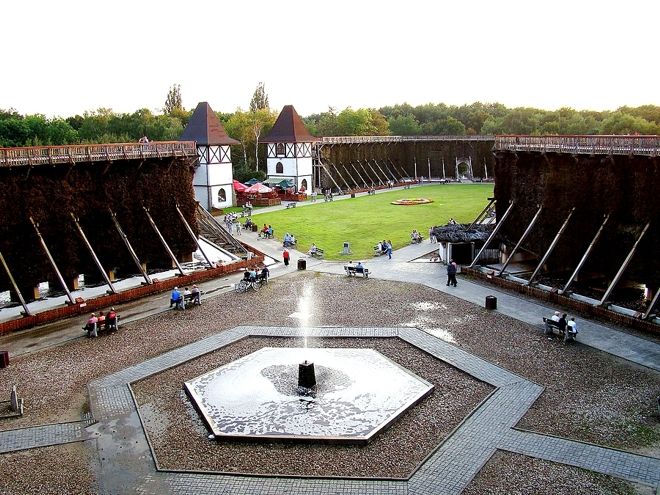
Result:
[260, 105, 317, 143]
[180, 102, 240, 146]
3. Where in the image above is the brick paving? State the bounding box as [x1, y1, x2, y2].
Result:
[2, 323, 658, 493]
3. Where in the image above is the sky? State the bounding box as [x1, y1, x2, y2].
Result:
[1, 0, 658, 118]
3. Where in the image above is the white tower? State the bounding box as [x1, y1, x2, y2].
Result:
[261, 105, 317, 194]
[180, 102, 240, 210]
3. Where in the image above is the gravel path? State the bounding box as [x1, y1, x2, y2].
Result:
[0, 271, 658, 491]
[132, 337, 492, 478]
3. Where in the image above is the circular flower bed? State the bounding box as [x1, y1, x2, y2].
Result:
[391, 198, 433, 205]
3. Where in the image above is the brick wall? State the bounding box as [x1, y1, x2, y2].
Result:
[0, 249, 264, 336]
[463, 267, 659, 336]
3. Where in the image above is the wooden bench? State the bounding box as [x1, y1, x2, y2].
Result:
[184, 292, 202, 307]
[543, 317, 577, 343]
[310, 248, 324, 259]
[344, 265, 369, 278]
[286, 202, 297, 209]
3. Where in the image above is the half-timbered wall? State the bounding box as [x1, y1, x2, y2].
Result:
[194, 144, 233, 209]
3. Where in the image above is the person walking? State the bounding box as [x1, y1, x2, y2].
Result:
[283, 249, 290, 267]
[386, 240, 393, 259]
[447, 259, 458, 287]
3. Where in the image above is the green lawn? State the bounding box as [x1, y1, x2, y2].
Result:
[247, 184, 494, 260]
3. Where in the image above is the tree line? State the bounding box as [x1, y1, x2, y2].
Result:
[2, 82, 658, 172]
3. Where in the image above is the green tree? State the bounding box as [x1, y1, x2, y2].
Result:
[388, 114, 421, 135]
[249, 82, 269, 112]
[164, 84, 183, 115]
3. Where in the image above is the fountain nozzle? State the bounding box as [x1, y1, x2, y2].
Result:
[298, 360, 316, 388]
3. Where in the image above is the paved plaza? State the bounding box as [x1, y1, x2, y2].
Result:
[0, 206, 659, 494]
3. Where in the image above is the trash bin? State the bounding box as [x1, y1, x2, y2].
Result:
[0, 351, 9, 368]
[298, 259, 306, 270]
[251, 224, 258, 232]
[351, 193, 356, 198]
[485, 295, 497, 310]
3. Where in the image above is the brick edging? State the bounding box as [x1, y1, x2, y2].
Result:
[463, 267, 659, 335]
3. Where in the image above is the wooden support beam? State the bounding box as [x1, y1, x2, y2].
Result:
[109, 209, 152, 285]
[175, 204, 214, 269]
[0, 251, 31, 316]
[527, 208, 575, 286]
[469, 200, 516, 268]
[561, 214, 610, 295]
[29, 216, 75, 305]
[468, 198, 496, 231]
[70, 212, 117, 294]
[599, 222, 651, 306]
[142, 206, 185, 276]
[498, 205, 543, 276]
[643, 287, 659, 320]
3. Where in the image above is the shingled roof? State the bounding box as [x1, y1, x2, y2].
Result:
[180, 102, 240, 146]
[260, 105, 317, 143]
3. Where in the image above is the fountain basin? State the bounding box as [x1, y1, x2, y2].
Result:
[185, 347, 434, 444]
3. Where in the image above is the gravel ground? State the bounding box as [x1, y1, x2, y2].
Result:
[0, 271, 658, 490]
[132, 336, 492, 478]
[463, 451, 638, 495]
[0, 443, 96, 495]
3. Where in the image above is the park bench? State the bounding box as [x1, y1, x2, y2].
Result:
[310, 248, 324, 259]
[543, 317, 577, 343]
[373, 246, 386, 256]
[344, 265, 369, 278]
[184, 292, 202, 307]
[286, 202, 297, 209]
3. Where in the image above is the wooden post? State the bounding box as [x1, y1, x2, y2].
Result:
[0, 251, 31, 316]
[498, 205, 543, 276]
[561, 214, 610, 295]
[468, 198, 496, 230]
[142, 207, 185, 276]
[175, 204, 214, 269]
[29, 217, 75, 305]
[527, 208, 575, 285]
[599, 222, 650, 306]
[469, 201, 516, 268]
[70, 213, 116, 294]
[643, 287, 659, 320]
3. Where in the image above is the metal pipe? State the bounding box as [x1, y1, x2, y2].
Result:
[643, 287, 659, 320]
[175, 204, 214, 269]
[599, 222, 650, 306]
[108, 209, 152, 285]
[468, 198, 496, 230]
[142, 206, 185, 276]
[527, 208, 575, 286]
[561, 214, 610, 295]
[0, 251, 31, 316]
[29, 216, 75, 305]
[70, 213, 116, 294]
[469, 200, 516, 268]
[498, 205, 543, 276]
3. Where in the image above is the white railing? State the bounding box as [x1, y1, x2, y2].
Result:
[494, 135, 660, 157]
[0, 141, 198, 167]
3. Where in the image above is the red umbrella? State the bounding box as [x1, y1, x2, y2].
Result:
[244, 182, 273, 194]
[233, 180, 248, 192]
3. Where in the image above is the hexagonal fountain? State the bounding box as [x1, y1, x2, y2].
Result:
[185, 347, 433, 444]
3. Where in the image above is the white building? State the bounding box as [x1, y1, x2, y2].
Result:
[260, 105, 317, 194]
[180, 102, 239, 210]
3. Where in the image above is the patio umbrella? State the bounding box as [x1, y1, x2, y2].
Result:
[244, 182, 273, 194]
[244, 178, 260, 185]
[233, 180, 248, 192]
[278, 179, 295, 188]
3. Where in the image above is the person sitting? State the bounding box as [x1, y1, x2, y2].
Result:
[374, 241, 383, 254]
[170, 287, 184, 310]
[448, 218, 457, 225]
[84, 313, 98, 338]
[355, 261, 365, 274]
[308, 243, 318, 255]
[106, 307, 118, 331]
[544, 311, 561, 334]
[283, 233, 294, 247]
[566, 317, 578, 337]
[245, 218, 253, 230]
[267, 225, 273, 238]
[190, 285, 201, 305]
[184, 287, 192, 303]
[259, 266, 270, 282]
[381, 240, 388, 254]
[97, 311, 106, 330]
[558, 313, 568, 334]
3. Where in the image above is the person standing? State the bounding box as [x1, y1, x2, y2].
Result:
[386, 240, 393, 259]
[283, 249, 290, 267]
[429, 227, 437, 244]
[447, 260, 458, 287]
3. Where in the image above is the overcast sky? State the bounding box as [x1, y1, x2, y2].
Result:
[2, 0, 658, 118]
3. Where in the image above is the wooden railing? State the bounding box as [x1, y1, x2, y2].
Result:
[320, 135, 494, 144]
[494, 135, 660, 157]
[0, 141, 198, 167]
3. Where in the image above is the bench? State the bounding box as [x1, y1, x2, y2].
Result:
[543, 317, 577, 343]
[344, 266, 369, 278]
[286, 202, 297, 209]
[184, 292, 202, 307]
[310, 248, 324, 259]
[373, 247, 386, 256]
